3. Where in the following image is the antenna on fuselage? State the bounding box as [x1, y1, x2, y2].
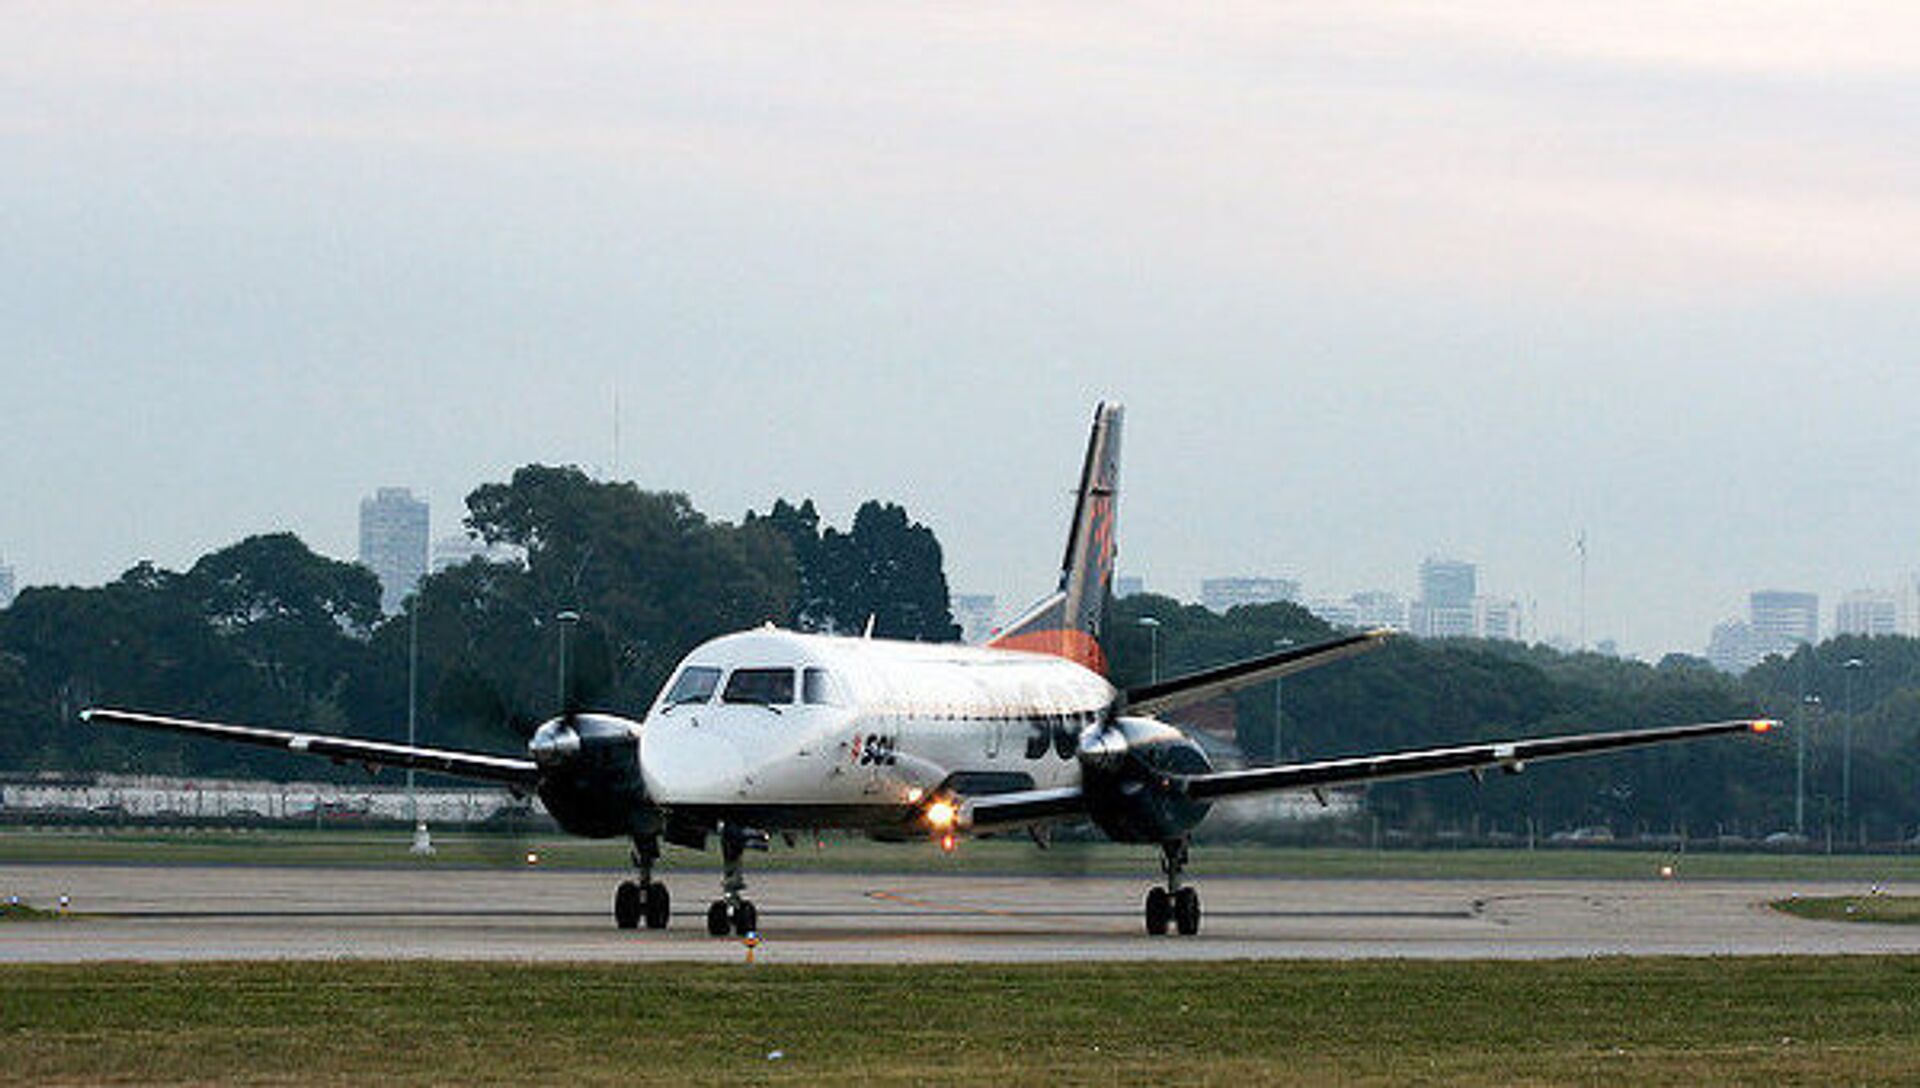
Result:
[862, 614, 877, 639]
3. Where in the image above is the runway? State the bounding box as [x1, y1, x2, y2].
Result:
[4, 864, 1915, 964]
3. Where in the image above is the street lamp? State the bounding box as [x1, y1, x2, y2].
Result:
[1796, 693, 1820, 838]
[1843, 657, 1867, 844]
[1272, 637, 1295, 763]
[1137, 617, 1162, 684]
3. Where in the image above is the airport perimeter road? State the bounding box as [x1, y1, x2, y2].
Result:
[4, 865, 1917, 964]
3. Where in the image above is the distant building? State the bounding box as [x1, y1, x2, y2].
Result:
[1411, 557, 1476, 639]
[1350, 590, 1408, 630]
[1706, 619, 1768, 674]
[1113, 575, 1145, 599]
[0, 558, 14, 608]
[1707, 590, 1821, 673]
[1305, 598, 1360, 629]
[1201, 576, 1300, 614]
[1475, 597, 1523, 642]
[1750, 590, 1819, 649]
[431, 531, 523, 573]
[359, 488, 429, 613]
[1836, 590, 1898, 638]
[1306, 590, 1410, 632]
[950, 594, 999, 644]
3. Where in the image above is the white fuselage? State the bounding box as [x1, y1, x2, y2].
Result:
[638, 628, 1113, 826]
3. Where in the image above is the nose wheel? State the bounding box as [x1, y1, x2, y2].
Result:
[706, 824, 764, 937]
[1145, 839, 1201, 936]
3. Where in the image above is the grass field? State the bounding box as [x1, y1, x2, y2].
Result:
[1774, 895, 1920, 925]
[4, 957, 1919, 1085]
[7, 826, 1920, 883]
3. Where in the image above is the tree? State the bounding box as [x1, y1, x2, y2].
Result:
[747, 498, 961, 641]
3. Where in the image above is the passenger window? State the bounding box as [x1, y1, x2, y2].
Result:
[663, 666, 721, 706]
[802, 667, 844, 706]
[723, 667, 796, 706]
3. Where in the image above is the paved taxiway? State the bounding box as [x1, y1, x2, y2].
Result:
[4, 864, 1915, 964]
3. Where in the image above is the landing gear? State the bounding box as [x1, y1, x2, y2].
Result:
[1144, 838, 1201, 937]
[707, 825, 762, 937]
[615, 836, 671, 932]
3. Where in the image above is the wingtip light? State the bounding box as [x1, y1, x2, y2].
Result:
[1750, 719, 1780, 734]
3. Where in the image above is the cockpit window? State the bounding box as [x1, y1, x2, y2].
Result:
[802, 667, 844, 706]
[723, 667, 795, 706]
[663, 666, 721, 706]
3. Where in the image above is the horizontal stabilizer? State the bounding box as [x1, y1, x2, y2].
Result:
[956, 786, 1087, 832]
[80, 708, 540, 788]
[1123, 628, 1392, 717]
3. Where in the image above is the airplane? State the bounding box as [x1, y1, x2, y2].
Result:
[82, 402, 1776, 938]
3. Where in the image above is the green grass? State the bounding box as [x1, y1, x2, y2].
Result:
[0, 900, 61, 922]
[1773, 895, 1920, 925]
[3, 958, 1920, 1085]
[7, 826, 1920, 882]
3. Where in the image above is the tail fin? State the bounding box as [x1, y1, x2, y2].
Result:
[988, 402, 1123, 673]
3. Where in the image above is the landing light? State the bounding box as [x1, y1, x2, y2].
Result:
[923, 799, 958, 831]
[525, 851, 540, 866]
[940, 833, 956, 854]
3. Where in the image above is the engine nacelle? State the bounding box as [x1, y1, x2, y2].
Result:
[1078, 716, 1215, 844]
[528, 712, 656, 839]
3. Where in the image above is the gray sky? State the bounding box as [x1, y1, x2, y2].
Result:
[4, 3, 1917, 659]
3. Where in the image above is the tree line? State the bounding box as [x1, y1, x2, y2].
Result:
[4, 464, 1917, 843]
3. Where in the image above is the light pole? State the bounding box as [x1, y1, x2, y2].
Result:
[406, 597, 435, 857]
[1843, 657, 1866, 844]
[1272, 637, 1295, 763]
[1796, 693, 1820, 838]
[1137, 616, 1162, 684]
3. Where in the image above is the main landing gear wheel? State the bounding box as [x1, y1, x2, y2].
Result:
[1144, 838, 1202, 937]
[706, 900, 731, 937]
[643, 882, 671, 930]
[1172, 886, 1201, 936]
[1144, 887, 1171, 936]
[731, 900, 758, 936]
[614, 880, 642, 930]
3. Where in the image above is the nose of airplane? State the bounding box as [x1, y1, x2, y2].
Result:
[641, 717, 750, 803]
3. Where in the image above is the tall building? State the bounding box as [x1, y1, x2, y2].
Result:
[1411, 557, 1476, 639]
[1750, 590, 1819, 650]
[359, 488, 429, 614]
[1200, 576, 1300, 614]
[949, 594, 998, 644]
[0, 558, 14, 608]
[1836, 590, 1898, 638]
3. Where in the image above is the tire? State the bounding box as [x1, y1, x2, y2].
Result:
[643, 882, 671, 930]
[706, 900, 731, 937]
[732, 900, 758, 936]
[1173, 887, 1201, 936]
[1144, 887, 1171, 936]
[614, 880, 641, 930]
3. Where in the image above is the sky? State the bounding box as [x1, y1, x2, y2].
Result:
[3, 2, 1917, 659]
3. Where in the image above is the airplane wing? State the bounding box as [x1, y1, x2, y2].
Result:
[80, 708, 541, 789]
[957, 717, 1776, 831]
[1183, 717, 1776, 800]
[1122, 629, 1392, 718]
